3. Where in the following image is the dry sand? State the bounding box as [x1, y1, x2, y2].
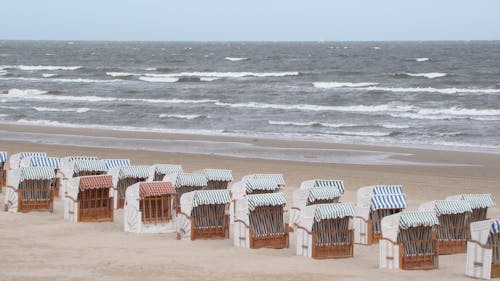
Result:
[1, 125, 499, 281]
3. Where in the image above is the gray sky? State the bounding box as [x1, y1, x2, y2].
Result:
[1, 0, 500, 41]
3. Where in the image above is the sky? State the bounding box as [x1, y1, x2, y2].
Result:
[1, 0, 500, 41]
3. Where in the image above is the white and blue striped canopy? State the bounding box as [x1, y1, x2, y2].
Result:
[314, 203, 355, 222]
[69, 156, 98, 162]
[400, 212, 439, 229]
[371, 194, 407, 210]
[313, 179, 345, 194]
[175, 173, 208, 188]
[118, 166, 150, 179]
[460, 194, 495, 209]
[104, 159, 130, 170]
[20, 152, 47, 159]
[434, 200, 472, 215]
[308, 187, 341, 202]
[73, 160, 108, 174]
[247, 192, 287, 211]
[155, 164, 183, 175]
[245, 178, 279, 193]
[19, 166, 56, 182]
[491, 220, 500, 234]
[202, 168, 233, 182]
[193, 190, 231, 207]
[30, 157, 61, 169]
[0, 151, 7, 164]
[254, 174, 285, 186]
[372, 185, 403, 195]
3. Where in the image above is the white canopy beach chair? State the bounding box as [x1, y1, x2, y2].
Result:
[108, 165, 150, 209]
[354, 185, 407, 245]
[447, 194, 495, 222]
[104, 159, 131, 170]
[466, 219, 500, 279]
[233, 192, 289, 249]
[0, 151, 7, 188]
[201, 168, 233, 190]
[124, 181, 176, 233]
[149, 164, 182, 181]
[379, 211, 439, 270]
[4, 166, 56, 212]
[290, 179, 344, 228]
[296, 203, 355, 259]
[419, 200, 472, 254]
[176, 189, 231, 240]
[64, 175, 114, 222]
[60, 156, 98, 199]
[174, 172, 208, 210]
[9, 152, 47, 169]
[22, 157, 62, 198]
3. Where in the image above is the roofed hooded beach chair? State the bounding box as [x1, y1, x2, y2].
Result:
[64, 175, 114, 222]
[354, 185, 407, 245]
[379, 211, 439, 270]
[466, 219, 500, 280]
[60, 156, 98, 199]
[72, 159, 108, 177]
[9, 152, 47, 169]
[419, 200, 472, 254]
[233, 192, 290, 249]
[150, 164, 182, 181]
[202, 168, 233, 190]
[290, 179, 344, 229]
[0, 151, 7, 188]
[109, 165, 150, 209]
[104, 159, 131, 170]
[4, 166, 56, 212]
[174, 172, 208, 210]
[124, 181, 176, 233]
[447, 194, 495, 222]
[296, 203, 355, 259]
[25, 157, 62, 198]
[176, 189, 231, 240]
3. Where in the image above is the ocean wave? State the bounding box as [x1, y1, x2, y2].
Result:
[268, 120, 358, 128]
[0, 77, 122, 83]
[405, 72, 447, 79]
[45, 53, 56, 56]
[0, 70, 6, 76]
[381, 124, 410, 129]
[313, 82, 379, 88]
[314, 83, 500, 94]
[106, 72, 138, 77]
[216, 101, 412, 113]
[6, 88, 48, 96]
[146, 71, 300, 78]
[328, 131, 391, 137]
[225, 57, 248, 62]
[138, 76, 179, 83]
[415, 58, 430, 62]
[0, 114, 7, 118]
[417, 107, 500, 116]
[1, 65, 81, 71]
[159, 114, 204, 120]
[200, 77, 220, 82]
[33, 107, 90, 113]
[144, 67, 156, 71]
[42, 73, 59, 78]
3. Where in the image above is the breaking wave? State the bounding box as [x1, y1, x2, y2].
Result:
[225, 57, 248, 62]
[313, 82, 379, 88]
[159, 114, 204, 120]
[1, 65, 81, 71]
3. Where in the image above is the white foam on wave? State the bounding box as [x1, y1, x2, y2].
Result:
[313, 82, 379, 88]
[45, 53, 56, 56]
[7, 88, 48, 96]
[329, 131, 391, 137]
[415, 58, 430, 62]
[33, 107, 90, 113]
[268, 120, 357, 128]
[200, 77, 220, 82]
[106, 72, 138, 77]
[42, 73, 58, 78]
[417, 107, 500, 116]
[0, 114, 8, 118]
[314, 83, 500, 94]
[138, 76, 179, 83]
[159, 114, 203, 120]
[381, 124, 410, 129]
[372, 47, 381, 50]
[1, 65, 81, 71]
[0, 70, 6, 76]
[144, 67, 157, 71]
[146, 71, 300, 78]
[225, 57, 248, 62]
[0, 77, 122, 83]
[406, 72, 447, 79]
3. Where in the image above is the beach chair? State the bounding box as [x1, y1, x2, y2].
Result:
[124, 181, 176, 233]
[296, 203, 355, 259]
[290, 179, 344, 228]
[149, 164, 182, 181]
[201, 168, 233, 190]
[109, 166, 150, 209]
[64, 175, 114, 222]
[447, 194, 495, 222]
[354, 185, 407, 245]
[72, 159, 108, 177]
[466, 219, 500, 279]
[26, 157, 62, 198]
[104, 159, 131, 170]
[9, 152, 47, 169]
[0, 151, 7, 189]
[176, 189, 231, 240]
[234, 192, 290, 249]
[174, 173, 208, 210]
[4, 166, 56, 212]
[60, 156, 99, 199]
[379, 211, 439, 270]
[419, 200, 472, 254]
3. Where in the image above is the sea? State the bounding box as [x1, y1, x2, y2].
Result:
[0, 40, 499, 154]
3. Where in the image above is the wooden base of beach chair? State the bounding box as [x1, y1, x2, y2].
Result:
[251, 234, 289, 249]
[491, 263, 500, 278]
[401, 255, 438, 270]
[79, 198, 114, 222]
[438, 240, 467, 255]
[311, 230, 354, 259]
[18, 200, 53, 213]
[191, 215, 229, 240]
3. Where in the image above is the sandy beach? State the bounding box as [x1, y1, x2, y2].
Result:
[1, 124, 500, 281]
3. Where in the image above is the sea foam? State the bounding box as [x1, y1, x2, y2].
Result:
[225, 57, 249, 62]
[313, 82, 379, 88]
[1, 65, 81, 71]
